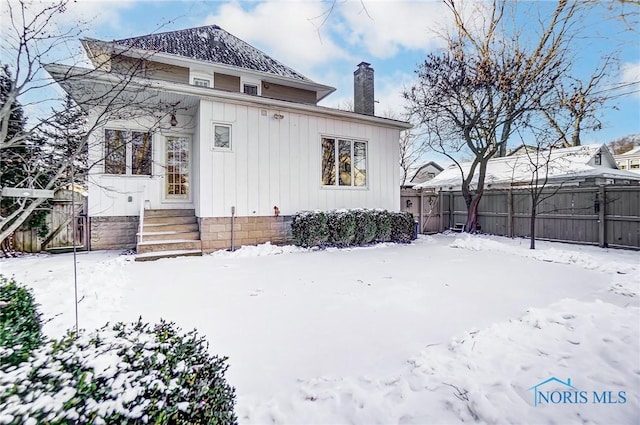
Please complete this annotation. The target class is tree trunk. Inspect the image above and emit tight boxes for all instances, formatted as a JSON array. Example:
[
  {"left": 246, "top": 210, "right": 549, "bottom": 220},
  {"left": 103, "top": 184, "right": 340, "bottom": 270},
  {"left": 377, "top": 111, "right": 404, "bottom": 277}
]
[
  {"left": 465, "top": 190, "right": 483, "bottom": 233},
  {"left": 530, "top": 205, "right": 536, "bottom": 249}
]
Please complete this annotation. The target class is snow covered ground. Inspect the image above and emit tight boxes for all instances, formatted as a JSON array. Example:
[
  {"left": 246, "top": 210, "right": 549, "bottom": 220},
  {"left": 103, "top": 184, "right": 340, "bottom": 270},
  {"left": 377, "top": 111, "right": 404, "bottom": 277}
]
[{"left": 1, "top": 234, "right": 638, "bottom": 424}]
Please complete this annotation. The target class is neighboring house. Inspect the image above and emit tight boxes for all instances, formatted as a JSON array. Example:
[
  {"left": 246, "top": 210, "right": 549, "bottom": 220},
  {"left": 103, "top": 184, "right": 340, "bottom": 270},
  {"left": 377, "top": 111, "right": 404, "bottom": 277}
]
[
  {"left": 416, "top": 144, "right": 640, "bottom": 191},
  {"left": 614, "top": 146, "right": 640, "bottom": 173},
  {"left": 46, "top": 25, "right": 411, "bottom": 259},
  {"left": 402, "top": 161, "right": 444, "bottom": 189}
]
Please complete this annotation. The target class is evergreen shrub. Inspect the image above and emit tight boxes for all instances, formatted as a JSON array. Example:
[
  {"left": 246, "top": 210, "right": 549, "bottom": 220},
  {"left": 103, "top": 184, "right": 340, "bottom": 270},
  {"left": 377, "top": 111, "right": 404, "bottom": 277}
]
[
  {"left": 0, "top": 275, "right": 43, "bottom": 368},
  {"left": 327, "top": 210, "right": 356, "bottom": 247},
  {"left": 352, "top": 209, "right": 377, "bottom": 245},
  {"left": 391, "top": 211, "right": 417, "bottom": 243},
  {"left": 291, "top": 210, "right": 329, "bottom": 247},
  {"left": 0, "top": 319, "right": 237, "bottom": 425}
]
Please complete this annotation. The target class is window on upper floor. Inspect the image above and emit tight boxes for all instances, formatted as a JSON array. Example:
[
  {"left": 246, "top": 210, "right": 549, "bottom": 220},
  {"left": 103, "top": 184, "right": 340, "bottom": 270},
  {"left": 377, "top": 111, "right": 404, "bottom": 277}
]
[
  {"left": 193, "top": 77, "right": 211, "bottom": 88},
  {"left": 104, "top": 129, "right": 152, "bottom": 175},
  {"left": 243, "top": 83, "right": 258, "bottom": 96},
  {"left": 321, "top": 137, "right": 367, "bottom": 187}
]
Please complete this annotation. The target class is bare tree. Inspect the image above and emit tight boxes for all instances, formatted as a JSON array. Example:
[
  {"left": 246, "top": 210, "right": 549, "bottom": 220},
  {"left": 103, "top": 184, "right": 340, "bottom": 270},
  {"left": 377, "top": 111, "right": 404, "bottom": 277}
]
[
  {"left": 0, "top": 0, "right": 179, "bottom": 248},
  {"left": 608, "top": 133, "right": 639, "bottom": 154},
  {"left": 404, "top": 0, "right": 583, "bottom": 232}
]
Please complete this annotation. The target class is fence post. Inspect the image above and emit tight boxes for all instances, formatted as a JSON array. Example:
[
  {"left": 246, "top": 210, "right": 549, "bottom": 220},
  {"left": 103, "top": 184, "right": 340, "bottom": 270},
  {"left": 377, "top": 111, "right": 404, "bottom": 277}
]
[
  {"left": 438, "top": 190, "right": 444, "bottom": 232},
  {"left": 419, "top": 189, "right": 424, "bottom": 233},
  {"left": 507, "top": 189, "right": 513, "bottom": 237},
  {"left": 598, "top": 185, "right": 606, "bottom": 248}
]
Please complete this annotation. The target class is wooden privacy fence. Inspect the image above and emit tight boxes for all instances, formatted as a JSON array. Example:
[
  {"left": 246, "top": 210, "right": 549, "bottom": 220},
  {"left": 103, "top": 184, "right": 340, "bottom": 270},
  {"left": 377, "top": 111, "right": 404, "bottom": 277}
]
[
  {"left": 401, "top": 186, "right": 640, "bottom": 249},
  {"left": 13, "top": 189, "right": 88, "bottom": 253}
]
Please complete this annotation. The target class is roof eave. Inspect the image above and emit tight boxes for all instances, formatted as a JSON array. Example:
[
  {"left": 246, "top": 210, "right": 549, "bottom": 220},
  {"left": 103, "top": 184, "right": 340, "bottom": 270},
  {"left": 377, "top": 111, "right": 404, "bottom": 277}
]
[{"left": 44, "top": 63, "right": 411, "bottom": 130}]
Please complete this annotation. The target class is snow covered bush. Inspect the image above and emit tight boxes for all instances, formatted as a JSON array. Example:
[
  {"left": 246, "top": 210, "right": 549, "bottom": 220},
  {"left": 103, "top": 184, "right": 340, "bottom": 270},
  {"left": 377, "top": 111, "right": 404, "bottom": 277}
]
[
  {"left": 372, "top": 210, "right": 393, "bottom": 242},
  {"left": 0, "top": 319, "right": 236, "bottom": 425},
  {"left": 352, "top": 209, "right": 377, "bottom": 245},
  {"left": 291, "top": 210, "right": 329, "bottom": 247},
  {"left": 0, "top": 275, "right": 43, "bottom": 368},
  {"left": 390, "top": 211, "right": 416, "bottom": 243},
  {"left": 327, "top": 210, "right": 356, "bottom": 247},
  {"left": 292, "top": 209, "right": 414, "bottom": 248}
]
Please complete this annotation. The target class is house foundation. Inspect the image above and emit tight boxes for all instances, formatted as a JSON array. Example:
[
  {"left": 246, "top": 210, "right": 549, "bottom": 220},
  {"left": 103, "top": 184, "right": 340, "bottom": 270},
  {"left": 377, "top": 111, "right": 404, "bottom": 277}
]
[
  {"left": 89, "top": 216, "right": 139, "bottom": 250},
  {"left": 199, "top": 216, "right": 292, "bottom": 252}
]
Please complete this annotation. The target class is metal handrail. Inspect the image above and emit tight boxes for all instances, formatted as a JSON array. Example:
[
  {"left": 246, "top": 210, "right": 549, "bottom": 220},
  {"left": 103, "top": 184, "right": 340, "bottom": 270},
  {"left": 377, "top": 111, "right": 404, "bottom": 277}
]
[{"left": 138, "top": 195, "right": 145, "bottom": 244}]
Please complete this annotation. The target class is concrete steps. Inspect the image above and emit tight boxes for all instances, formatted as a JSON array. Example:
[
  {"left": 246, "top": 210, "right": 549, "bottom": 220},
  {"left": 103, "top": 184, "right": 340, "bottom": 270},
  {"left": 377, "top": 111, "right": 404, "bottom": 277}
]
[{"left": 136, "top": 209, "right": 202, "bottom": 261}]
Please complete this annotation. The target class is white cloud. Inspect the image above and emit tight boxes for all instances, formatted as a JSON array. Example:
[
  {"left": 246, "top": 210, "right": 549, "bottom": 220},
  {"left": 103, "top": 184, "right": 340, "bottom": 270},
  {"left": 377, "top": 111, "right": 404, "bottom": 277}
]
[
  {"left": 621, "top": 62, "right": 640, "bottom": 98},
  {"left": 200, "top": 1, "right": 351, "bottom": 78},
  {"left": 335, "top": 0, "right": 450, "bottom": 59}
]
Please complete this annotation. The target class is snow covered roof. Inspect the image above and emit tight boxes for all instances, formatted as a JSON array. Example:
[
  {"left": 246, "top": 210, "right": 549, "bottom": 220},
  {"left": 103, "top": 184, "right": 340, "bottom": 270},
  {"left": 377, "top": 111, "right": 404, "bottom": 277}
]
[
  {"left": 416, "top": 144, "right": 640, "bottom": 189},
  {"left": 109, "top": 25, "right": 312, "bottom": 82}
]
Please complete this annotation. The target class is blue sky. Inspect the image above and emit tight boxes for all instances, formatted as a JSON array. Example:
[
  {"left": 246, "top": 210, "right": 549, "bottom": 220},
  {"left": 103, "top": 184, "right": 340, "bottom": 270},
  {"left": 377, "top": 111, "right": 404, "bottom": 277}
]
[{"left": 4, "top": 0, "right": 640, "bottom": 161}]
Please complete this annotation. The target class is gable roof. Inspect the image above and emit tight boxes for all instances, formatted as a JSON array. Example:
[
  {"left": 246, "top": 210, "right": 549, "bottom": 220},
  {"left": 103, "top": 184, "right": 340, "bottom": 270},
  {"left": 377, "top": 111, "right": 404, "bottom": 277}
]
[
  {"left": 416, "top": 144, "right": 640, "bottom": 189},
  {"left": 109, "top": 25, "right": 311, "bottom": 82}
]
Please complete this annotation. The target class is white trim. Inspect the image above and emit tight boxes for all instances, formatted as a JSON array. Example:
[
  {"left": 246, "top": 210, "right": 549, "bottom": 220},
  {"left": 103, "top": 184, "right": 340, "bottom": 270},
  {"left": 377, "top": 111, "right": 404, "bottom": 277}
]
[
  {"left": 211, "top": 122, "right": 232, "bottom": 151},
  {"left": 190, "top": 70, "right": 213, "bottom": 88},
  {"left": 161, "top": 134, "right": 193, "bottom": 204},
  {"left": 241, "top": 76, "right": 261, "bottom": 96},
  {"left": 320, "top": 135, "right": 369, "bottom": 189}
]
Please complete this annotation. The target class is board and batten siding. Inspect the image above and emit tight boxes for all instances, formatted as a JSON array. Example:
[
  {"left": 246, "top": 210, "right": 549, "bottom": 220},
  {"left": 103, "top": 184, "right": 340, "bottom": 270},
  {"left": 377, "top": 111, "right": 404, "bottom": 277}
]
[
  {"left": 197, "top": 99, "right": 400, "bottom": 218},
  {"left": 86, "top": 112, "right": 195, "bottom": 217}
]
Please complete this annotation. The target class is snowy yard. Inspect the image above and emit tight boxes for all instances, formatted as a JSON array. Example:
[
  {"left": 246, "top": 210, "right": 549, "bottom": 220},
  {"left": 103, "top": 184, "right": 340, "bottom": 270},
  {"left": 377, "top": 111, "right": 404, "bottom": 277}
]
[{"left": 1, "top": 234, "right": 638, "bottom": 424}]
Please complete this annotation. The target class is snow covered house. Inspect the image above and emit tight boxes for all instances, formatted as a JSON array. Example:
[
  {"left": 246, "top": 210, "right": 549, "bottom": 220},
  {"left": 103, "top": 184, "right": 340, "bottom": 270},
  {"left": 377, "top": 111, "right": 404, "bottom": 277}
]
[
  {"left": 416, "top": 144, "right": 640, "bottom": 191},
  {"left": 46, "top": 25, "right": 411, "bottom": 259},
  {"left": 402, "top": 161, "right": 444, "bottom": 188},
  {"left": 614, "top": 146, "right": 640, "bottom": 173}
]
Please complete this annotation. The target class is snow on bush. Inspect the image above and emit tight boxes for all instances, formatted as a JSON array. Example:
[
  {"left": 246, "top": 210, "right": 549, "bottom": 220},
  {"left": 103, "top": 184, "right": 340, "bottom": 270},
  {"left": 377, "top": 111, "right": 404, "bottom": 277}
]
[
  {"left": 292, "top": 209, "right": 415, "bottom": 248},
  {"left": 327, "top": 210, "right": 356, "bottom": 247},
  {"left": 0, "top": 276, "right": 43, "bottom": 368},
  {"left": 291, "top": 210, "right": 329, "bottom": 247},
  {"left": 0, "top": 313, "right": 236, "bottom": 424},
  {"left": 0, "top": 277, "right": 236, "bottom": 424}
]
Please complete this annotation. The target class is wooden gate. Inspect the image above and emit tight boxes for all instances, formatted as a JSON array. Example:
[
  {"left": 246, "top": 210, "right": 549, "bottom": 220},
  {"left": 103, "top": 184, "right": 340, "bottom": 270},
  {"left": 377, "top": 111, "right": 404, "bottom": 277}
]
[{"left": 12, "top": 189, "right": 87, "bottom": 253}]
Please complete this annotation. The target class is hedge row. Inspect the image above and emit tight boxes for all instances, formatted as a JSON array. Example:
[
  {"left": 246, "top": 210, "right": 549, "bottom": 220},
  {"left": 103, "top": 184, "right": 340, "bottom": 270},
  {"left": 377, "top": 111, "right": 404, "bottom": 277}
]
[
  {"left": 291, "top": 209, "right": 416, "bottom": 248},
  {"left": 0, "top": 276, "right": 237, "bottom": 425}
]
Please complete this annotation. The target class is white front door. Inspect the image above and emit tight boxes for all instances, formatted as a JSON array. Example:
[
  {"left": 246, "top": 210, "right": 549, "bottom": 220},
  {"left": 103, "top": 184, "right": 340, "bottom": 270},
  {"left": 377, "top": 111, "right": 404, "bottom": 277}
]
[{"left": 164, "top": 135, "right": 191, "bottom": 201}]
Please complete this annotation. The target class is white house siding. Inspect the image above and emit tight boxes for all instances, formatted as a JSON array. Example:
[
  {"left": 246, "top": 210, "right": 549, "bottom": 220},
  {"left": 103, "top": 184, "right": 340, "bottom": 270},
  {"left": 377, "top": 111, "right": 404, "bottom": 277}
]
[
  {"left": 86, "top": 112, "right": 196, "bottom": 218},
  {"left": 197, "top": 99, "right": 401, "bottom": 218}
]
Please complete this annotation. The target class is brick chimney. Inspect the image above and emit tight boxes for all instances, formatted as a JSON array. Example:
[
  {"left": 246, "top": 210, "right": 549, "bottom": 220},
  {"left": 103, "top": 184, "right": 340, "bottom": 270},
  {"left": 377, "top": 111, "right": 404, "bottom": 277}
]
[{"left": 354, "top": 62, "right": 374, "bottom": 116}]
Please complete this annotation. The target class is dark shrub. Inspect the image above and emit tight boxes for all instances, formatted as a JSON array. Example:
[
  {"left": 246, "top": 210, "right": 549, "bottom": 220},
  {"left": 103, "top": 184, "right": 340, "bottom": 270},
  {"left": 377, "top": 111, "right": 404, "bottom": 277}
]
[
  {"left": 352, "top": 209, "right": 377, "bottom": 245},
  {"left": 291, "top": 211, "right": 329, "bottom": 247},
  {"left": 327, "top": 210, "right": 357, "bottom": 247},
  {"left": 390, "top": 212, "right": 417, "bottom": 243},
  {"left": 0, "top": 275, "right": 43, "bottom": 368},
  {"left": 372, "top": 210, "right": 392, "bottom": 242},
  {"left": 0, "top": 319, "right": 237, "bottom": 425}
]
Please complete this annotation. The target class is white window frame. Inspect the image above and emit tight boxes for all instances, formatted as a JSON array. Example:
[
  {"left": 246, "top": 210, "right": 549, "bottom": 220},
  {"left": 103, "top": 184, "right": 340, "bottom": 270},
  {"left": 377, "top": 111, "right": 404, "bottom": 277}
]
[
  {"left": 212, "top": 122, "right": 232, "bottom": 151},
  {"left": 190, "top": 70, "right": 213, "bottom": 88},
  {"left": 103, "top": 128, "right": 154, "bottom": 176},
  {"left": 241, "top": 76, "right": 261, "bottom": 96},
  {"left": 320, "top": 135, "right": 368, "bottom": 189}
]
